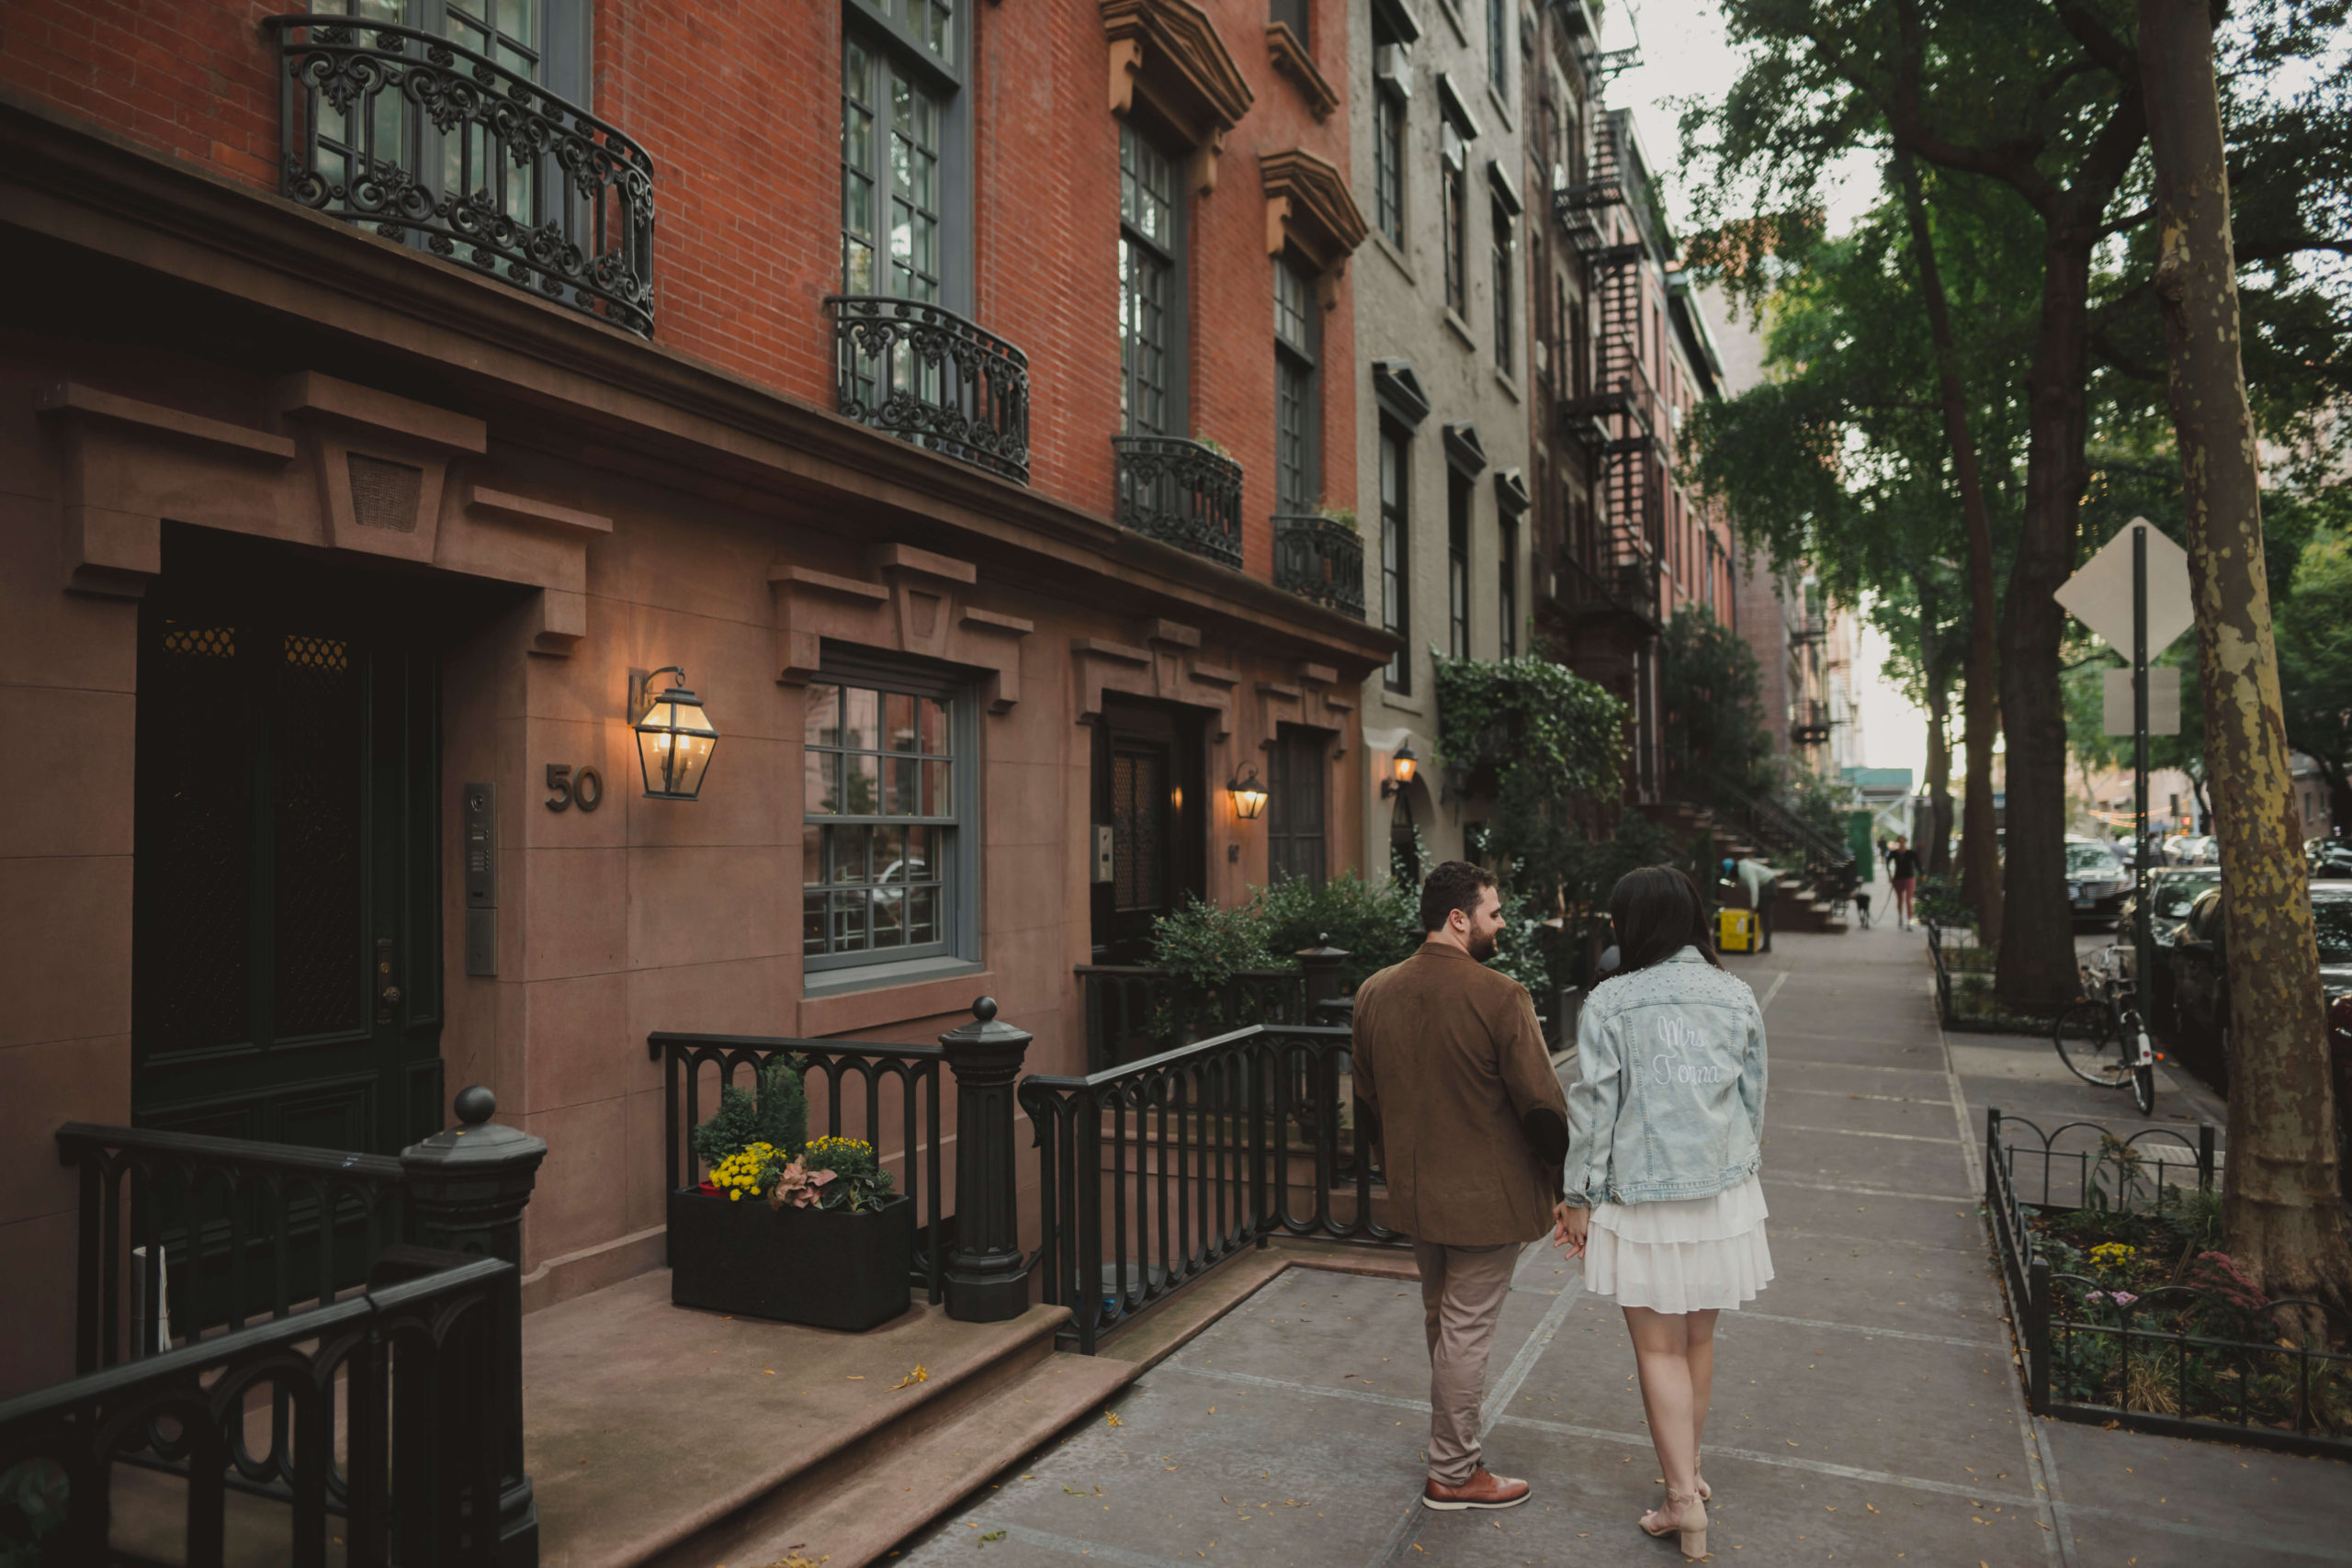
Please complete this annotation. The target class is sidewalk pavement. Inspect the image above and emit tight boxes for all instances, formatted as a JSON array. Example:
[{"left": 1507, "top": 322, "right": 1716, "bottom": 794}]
[{"left": 894, "top": 892, "right": 2351, "bottom": 1567}]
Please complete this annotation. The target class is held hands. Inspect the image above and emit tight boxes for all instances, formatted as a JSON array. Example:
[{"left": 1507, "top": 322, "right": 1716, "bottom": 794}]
[{"left": 1552, "top": 1200, "right": 1588, "bottom": 1259}]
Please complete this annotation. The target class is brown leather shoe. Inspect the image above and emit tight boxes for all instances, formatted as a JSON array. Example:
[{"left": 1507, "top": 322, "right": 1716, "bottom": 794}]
[{"left": 1422, "top": 1466, "right": 1531, "bottom": 1511}]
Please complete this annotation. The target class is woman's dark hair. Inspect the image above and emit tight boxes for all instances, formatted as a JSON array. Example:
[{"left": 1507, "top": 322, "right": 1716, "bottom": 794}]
[
  {"left": 1606, "top": 864, "right": 1722, "bottom": 976},
  {"left": 1419, "top": 859, "right": 1498, "bottom": 932}
]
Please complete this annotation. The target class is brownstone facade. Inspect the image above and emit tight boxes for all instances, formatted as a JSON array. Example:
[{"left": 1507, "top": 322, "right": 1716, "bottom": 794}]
[{"left": 0, "top": 0, "right": 1388, "bottom": 1395}]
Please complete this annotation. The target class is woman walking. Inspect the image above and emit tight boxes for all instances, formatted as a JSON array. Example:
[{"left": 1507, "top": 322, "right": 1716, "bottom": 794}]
[
  {"left": 1888, "top": 837, "right": 1921, "bottom": 931},
  {"left": 1556, "top": 866, "right": 1771, "bottom": 1560}
]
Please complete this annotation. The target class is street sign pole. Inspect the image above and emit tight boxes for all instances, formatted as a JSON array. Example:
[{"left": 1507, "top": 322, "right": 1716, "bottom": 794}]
[{"left": 2133, "top": 523, "right": 2153, "bottom": 998}]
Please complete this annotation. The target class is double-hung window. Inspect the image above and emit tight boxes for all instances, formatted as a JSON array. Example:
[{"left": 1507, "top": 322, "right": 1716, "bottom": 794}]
[
  {"left": 1370, "top": 9, "right": 1408, "bottom": 249},
  {"left": 1120, "top": 125, "right": 1184, "bottom": 437},
  {"left": 1498, "top": 513, "right": 1519, "bottom": 659},
  {"left": 1487, "top": 0, "right": 1509, "bottom": 100},
  {"left": 841, "top": 1, "right": 964, "bottom": 304},
  {"left": 1447, "top": 470, "right": 1472, "bottom": 659},
  {"left": 802, "top": 665, "right": 974, "bottom": 980},
  {"left": 1381, "top": 424, "right": 1411, "bottom": 692},
  {"left": 1274, "top": 258, "right": 1318, "bottom": 513},
  {"left": 1441, "top": 123, "right": 1469, "bottom": 321},
  {"left": 1490, "top": 193, "right": 1515, "bottom": 377}
]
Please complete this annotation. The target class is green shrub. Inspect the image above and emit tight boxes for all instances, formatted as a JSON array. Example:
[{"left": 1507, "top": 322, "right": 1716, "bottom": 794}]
[
  {"left": 690, "top": 1055, "right": 808, "bottom": 1168},
  {"left": 800, "top": 1134, "right": 898, "bottom": 1213},
  {"left": 1255, "top": 871, "right": 1416, "bottom": 987}
]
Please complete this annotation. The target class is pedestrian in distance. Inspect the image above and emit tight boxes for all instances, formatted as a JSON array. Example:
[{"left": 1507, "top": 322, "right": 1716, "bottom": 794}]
[
  {"left": 1352, "top": 860, "right": 1571, "bottom": 1514},
  {"left": 1556, "top": 866, "right": 1772, "bottom": 1562},
  {"left": 1888, "top": 837, "right": 1921, "bottom": 930},
  {"left": 1734, "top": 855, "right": 1779, "bottom": 954}
]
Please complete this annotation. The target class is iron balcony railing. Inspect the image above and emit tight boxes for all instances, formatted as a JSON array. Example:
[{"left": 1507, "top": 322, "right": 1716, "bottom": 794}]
[
  {"left": 1113, "top": 435, "right": 1244, "bottom": 570},
  {"left": 1790, "top": 698, "right": 1833, "bottom": 746},
  {"left": 647, "top": 1029, "right": 948, "bottom": 1303},
  {"left": 1020, "top": 1022, "right": 1403, "bottom": 1354},
  {"left": 266, "top": 16, "right": 658, "bottom": 336},
  {"left": 1272, "top": 514, "right": 1366, "bottom": 619},
  {"left": 828, "top": 295, "right": 1033, "bottom": 484}
]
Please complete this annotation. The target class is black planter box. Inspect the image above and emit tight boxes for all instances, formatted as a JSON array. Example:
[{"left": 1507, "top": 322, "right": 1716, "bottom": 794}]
[{"left": 668, "top": 1188, "right": 913, "bottom": 1331}]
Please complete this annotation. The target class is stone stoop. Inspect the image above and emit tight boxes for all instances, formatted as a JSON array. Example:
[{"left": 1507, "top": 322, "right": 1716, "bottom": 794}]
[{"left": 661, "top": 1239, "right": 1419, "bottom": 1568}]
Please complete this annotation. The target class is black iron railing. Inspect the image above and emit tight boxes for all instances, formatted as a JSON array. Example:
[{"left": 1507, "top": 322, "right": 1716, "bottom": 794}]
[
  {"left": 0, "top": 1253, "right": 509, "bottom": 1567},
  {"left": 1021, "top": 1022, "right": 1401, "bottom": 1354},
  {"left": 828, "top": 295, "right": 1032, "bottom": 483},
  {"left": 648, "top": 1031, "right": 947, "bottom": 1304},
  {"left": 1075, "top": 964, "right": 1307, "bottom": 1073},
  {"left": 1113, "top": 435, "right": 1244, "bottom": 570},
  {"left": 1985, "top": 1110, "right": 2351, "bottom": 1458},
  {"left": 55, "top": 1122, "right": 413, "bottom": 1371},
  {"left": 266, "top": 16, "right": 658, "bottom": 336},
  {"left": 1272, "top": 514, "right": 1366, "bottom": 618}
]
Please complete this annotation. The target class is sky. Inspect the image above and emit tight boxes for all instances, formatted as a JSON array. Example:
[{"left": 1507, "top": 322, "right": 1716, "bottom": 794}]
[{"left": 1602, "top": 0, "right": 1934, "bottom": 784}]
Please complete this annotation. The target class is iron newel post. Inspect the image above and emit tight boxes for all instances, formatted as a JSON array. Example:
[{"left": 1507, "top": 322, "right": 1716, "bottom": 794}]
[
  {"left": 940, "top": 997, "right": 1035, "bottom": 1322},
  {"left": 401, "top": 1086, "right": 548, "bottom": 1567}
]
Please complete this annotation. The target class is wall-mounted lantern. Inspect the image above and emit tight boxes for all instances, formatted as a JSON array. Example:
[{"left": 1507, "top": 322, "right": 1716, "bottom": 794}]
[
  {"left": 1382, "top": 741, "right": 1418, "bottom": 798},
  {"left": 1227, "top": 764, "right": 1269, "bottom": 821},
  {"left": 631, "top": 666, "right": 719, "bottom": 801}
]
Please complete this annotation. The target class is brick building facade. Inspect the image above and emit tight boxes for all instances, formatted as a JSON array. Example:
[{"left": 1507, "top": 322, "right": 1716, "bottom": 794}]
[{"left": 0, "top": 0, "right": 1393, "bottom": 1394}]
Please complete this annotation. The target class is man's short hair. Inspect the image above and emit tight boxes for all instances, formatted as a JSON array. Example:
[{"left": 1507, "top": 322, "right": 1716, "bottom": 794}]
[{"left": 1419, "top": 859, "right": 1498, "bottom": 932}]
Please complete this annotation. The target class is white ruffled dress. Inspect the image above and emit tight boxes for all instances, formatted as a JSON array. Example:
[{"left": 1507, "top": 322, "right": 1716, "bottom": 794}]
[{"left": 1582, "top": 1173, "right": 1774, "bottom": 1314}]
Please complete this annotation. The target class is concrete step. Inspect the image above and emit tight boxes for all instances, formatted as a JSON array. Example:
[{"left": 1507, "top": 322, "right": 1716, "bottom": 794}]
[{"left": 674, "top": 1345, "right": 1134, "bottom": 1568}]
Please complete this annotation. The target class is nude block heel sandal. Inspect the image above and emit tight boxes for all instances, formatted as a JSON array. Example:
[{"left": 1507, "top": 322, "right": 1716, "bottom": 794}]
[{"left": 1639, "top": 1486, "right": 1707, "bottom": 1559}]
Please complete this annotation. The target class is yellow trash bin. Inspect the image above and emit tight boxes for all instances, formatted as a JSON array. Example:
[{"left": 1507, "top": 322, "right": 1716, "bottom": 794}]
[{"left": 1718, "top": 907, "right": 1758, "bottom": 953}]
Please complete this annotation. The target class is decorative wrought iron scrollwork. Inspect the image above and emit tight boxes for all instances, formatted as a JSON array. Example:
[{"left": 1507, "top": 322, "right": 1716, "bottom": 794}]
[
  {"left": 266, "top": 15, "right": 657, "bottom": 337},
  {"left": 1272, "top": 514, "right": 1366, "bottom": 619},
  {"left": 1111, "top": 435, "right": 1244, "bottom": 570},
  {"left": 826, "top": 296, "right": 1032, "bottom": 484}
]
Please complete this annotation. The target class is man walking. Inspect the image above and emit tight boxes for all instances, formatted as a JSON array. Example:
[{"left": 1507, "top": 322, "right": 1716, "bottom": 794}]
[{"left": 1352, "top": 862, "right": 1570, "bottom": 1512}]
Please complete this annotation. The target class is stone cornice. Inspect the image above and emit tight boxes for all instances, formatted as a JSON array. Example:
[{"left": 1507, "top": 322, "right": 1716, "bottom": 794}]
[
  {"left": 1260, "top": 147, "right": 1369, "bottom": 289},
  {"left": 1264, "top": 23, "right": 1338, "bottom": 121},
  {"left": 1102, "top": 0, "right": 1254, "bottom": 191},
  {"left": 0, "top": 91, "right": 1397, "bottom": 677}
]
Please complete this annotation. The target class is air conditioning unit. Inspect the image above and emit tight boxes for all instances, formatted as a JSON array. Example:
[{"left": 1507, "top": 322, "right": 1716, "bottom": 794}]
[{"left": 1376, "top": 42, "right": 1413, "bottom": 96}]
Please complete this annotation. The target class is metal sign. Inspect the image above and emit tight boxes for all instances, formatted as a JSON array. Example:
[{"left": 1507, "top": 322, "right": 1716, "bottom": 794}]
[
  {"left": 2104, "top": 667, "right": 2180, "bottom": 736},
  {"left": 2056, "top": 518, "right": 2194, "bottom": 656}
]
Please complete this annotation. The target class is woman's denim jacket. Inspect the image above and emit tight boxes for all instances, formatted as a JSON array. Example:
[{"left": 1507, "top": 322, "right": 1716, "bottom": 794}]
[{"left": 1563, "top": 946, "right": 1767, "bottom": 1206}]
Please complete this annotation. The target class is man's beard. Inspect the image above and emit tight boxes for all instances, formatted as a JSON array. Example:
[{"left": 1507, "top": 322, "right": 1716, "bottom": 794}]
[{"left": 1467, "top": 927, "right": 1498, "bottom": 962}]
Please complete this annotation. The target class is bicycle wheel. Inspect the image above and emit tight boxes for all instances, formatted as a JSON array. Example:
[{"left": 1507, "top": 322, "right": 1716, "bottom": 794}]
[
  {"left": 2133, "top": 1061, "right": 2157, "bottom": 1115},
  {"left": 2053, "top": 1000, "right": 2130, "bottom": 1087}
]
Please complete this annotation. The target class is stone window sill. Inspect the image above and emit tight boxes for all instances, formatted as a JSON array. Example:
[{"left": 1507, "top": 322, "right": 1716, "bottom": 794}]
[{"left": 798, "top": 958, "right": 991, "bottom": 1036}]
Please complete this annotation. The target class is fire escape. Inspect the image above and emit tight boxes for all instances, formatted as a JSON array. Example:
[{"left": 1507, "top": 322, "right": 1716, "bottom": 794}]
[{"left": 1552, "top": 109, "right": 1663, "bottom": 630}]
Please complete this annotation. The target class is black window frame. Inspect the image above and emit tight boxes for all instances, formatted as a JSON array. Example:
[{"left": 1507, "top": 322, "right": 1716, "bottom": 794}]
[
  {"left": 1271, "top": 0, "right": 1309, "bottom": 47},
  {"left": 840, "top": 0, "right": 974, "bottom": 315},
  {"left": 1380, "top": 421, "right": 1412, "bottom": 693},
  {"left": 1486, "top": 0, "right": 1509, "bottom": 99},
  {"left": 1119, "top": 119, "right": 1189, "bottom": 437},
  {"left": 1498, "top": 512, "right": 1518, "bottom": 659},
  {"left": 1441, "top": 125, "right": 1469, "bottom": 321},
  {"left": 800, "top": 651, "right": 982, "bottom": 987},
  {"left": 1447, "top": 468, "right": 1472, "bottom": 660},
  {"left": 1274, "top": 255, "right": 1319, "bottom": 514},
  {"left": 1266, "top": 723, "right": 1330, "bottom": 887},
  {"left": 1374, "top": 77, "right": 1407, "bottom": 249},
  {"left": 1489, "top": 190, "right": 1515, "bottom": 376}
]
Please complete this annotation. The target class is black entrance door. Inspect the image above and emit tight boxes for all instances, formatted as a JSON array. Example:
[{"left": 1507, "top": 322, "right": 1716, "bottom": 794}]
[
  {"left": 132, "top": 539, "right": 445, "bottom": 1158},
  {"left": 1091, "top": 698, "right": 1206, "bottom": 963},
  {"left": 1266, "top": 724, "right": 1329, "bottom": 886}
]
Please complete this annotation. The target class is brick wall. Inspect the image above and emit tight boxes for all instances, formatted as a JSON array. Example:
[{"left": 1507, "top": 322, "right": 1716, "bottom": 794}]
[{"left": 1, "top": 0, "right": 1360, "bottom": 574}]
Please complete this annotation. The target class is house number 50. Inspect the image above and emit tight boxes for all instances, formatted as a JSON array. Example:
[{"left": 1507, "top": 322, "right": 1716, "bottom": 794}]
[{"left": 545, "top": 763, "right": 604, "bottom": 812}]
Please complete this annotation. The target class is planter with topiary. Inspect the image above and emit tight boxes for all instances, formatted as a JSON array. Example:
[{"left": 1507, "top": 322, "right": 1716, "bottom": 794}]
[{"left": 668, "top": 1056, "right": 911, "bottom": 1331}]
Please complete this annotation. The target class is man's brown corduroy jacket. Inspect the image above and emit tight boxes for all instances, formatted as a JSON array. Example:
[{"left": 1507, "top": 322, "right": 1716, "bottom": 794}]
[{"left": 1351, "top": 942, "right": 1570, "bottom": 1246}]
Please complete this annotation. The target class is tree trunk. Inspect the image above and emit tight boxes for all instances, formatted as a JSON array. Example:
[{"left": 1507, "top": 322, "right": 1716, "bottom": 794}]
[
  {"left": 1894, "top": 152, "right": 2003, "bottom": 940},
  {"left": 1922, "top": 665, "right": 1954, "bottom": 878},
  {"left": 2141, "top": 0, "right": 2351, "bottom": 1316},
  {"left": 1993, "top": 221, "right": 2100, "bottom": 1014}
]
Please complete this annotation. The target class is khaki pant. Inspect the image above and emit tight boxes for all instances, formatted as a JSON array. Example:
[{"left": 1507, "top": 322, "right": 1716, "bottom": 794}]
[{"left": 1411, "top": 1238, "right": 1520, "bottom": 1485}]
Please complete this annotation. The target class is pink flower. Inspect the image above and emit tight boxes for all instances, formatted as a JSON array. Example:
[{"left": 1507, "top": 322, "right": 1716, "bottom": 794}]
[{"left": 2109, "top": 1291, "right": 2138, "bottom": 1308}]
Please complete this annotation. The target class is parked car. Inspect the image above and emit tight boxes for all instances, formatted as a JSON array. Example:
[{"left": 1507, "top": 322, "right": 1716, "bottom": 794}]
[
  {"left": 2166, "top": 833, "right": 2217, "bottom": 865},
  {"left": 2308, "top": 836, "right": 2352, "bottom": 879},
  {"left": 2119, "top": 867, "right": 2223, "bottom": 1037},
  {"left": 2167, "top": 882, "right": 2352, "bottom": 1092},
  {"left": 2064, "top": 838, "right": 2133, "bottom": 927}
]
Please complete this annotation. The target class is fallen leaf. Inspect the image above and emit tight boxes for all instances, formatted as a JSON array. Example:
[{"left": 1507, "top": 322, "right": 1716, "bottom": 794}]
[
  {"left": 1106, "top": 1411, "right": 1123, "bottom": 1427},
  {"left": 845, "top": 1376, "right": 865, "bottom": 1382},
  {"left": 891, "top": 1366, "right": 931, "bottom": 1391}
]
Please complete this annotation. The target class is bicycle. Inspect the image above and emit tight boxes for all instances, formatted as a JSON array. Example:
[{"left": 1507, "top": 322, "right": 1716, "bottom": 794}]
[{"left": 2052, "top": 942, "right": 2158, "bottom": 1115}]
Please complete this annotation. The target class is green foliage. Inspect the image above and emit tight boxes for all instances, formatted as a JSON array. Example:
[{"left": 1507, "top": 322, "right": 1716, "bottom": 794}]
[
  {"left": 1916, "top": 873, "right": 1976, "bottom": 933},
  {"left": 1781, "top": 768, "right": 1857, "bottom": 848},
  {"left": 1253, "top": 871, "right": 1417, "bottom": 989},
  {"left": 1660, "top": 606, "right": 1776, "bottom": 805},
  {"left": 1486, "top": 900, "right": 1559, "bottom": 1000},
  {"left": 1148, "top": 896, "right": 1284, "bottom": 994},
  {"left": 800, "top": 1134, "right": 898, "bottom": 1213},
  {"left": 2279, "top": 513, "right": 2352, "bottom": 811},
  {"left": 1434, "top": 654, "right": 1628, "bottom": 918},
  {"left": 690, "top": 1055, "right": 808, "bottom": 1168}
]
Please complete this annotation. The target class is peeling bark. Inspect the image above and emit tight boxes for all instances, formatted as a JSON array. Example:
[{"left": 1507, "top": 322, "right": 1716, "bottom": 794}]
[{"left": 2140, "top": 0, "right": 2351, "bottom": 1317}]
